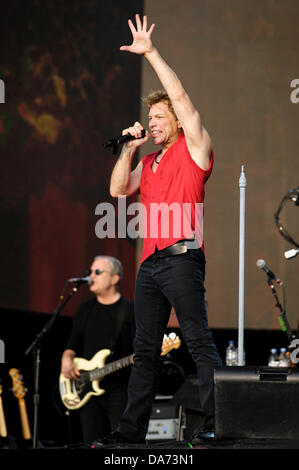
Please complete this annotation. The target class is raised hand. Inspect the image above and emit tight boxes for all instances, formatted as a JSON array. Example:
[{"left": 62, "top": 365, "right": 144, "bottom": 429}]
[{"left": 120, "top": 14, "right": 155, "bottom": 55}]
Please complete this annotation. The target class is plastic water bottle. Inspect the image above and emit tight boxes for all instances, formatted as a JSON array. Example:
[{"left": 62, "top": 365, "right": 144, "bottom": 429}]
[
  {"left": 226, "top": 340, "right": 237, "bottom": 366},
  {"left": 278, "top": 347, "right": 289, "bottom": 367},
  {"left": 268, "top": 348, "right": 279, "bottom": 367}
]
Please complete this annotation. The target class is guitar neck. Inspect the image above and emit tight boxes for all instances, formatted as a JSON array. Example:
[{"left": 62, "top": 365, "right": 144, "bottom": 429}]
[
  {"left": 0, "top": 395, "right": 7, "bottom": 438},
  {"left": 18, "top": 398, "right": 31, "bottom": 440},
  {"left": 89, "top": 354, "right": 133, "bottom": 382}
]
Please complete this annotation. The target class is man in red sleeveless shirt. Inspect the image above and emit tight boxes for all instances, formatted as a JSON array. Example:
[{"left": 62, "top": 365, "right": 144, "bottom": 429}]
[{"left": 92, "top": 14, "right": 221, "bottom": 447}]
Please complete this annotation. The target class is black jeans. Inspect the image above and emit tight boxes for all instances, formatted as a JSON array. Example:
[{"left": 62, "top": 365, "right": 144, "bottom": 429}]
[
  {"left": 80, "top": 383, "right": 128, "bottom": 442},
  {"left": 117, "top": 247, "right": 222, "bottom": 441}
]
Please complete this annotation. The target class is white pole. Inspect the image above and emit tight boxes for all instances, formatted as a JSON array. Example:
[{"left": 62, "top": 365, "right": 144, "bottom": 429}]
[{"left": 238, "top": 165, "right": 247, "bottom": 366}]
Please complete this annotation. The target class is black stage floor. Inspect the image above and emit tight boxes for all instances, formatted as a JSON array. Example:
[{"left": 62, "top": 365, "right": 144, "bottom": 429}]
[
  {"left": 2, "top": 436, "right": 298, "bottom": 450},
  {"left": 80, "top": 437, "right": 299, "bottom": 450}
]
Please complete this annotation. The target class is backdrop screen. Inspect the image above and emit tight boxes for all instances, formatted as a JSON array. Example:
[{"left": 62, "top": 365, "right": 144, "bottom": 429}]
[{"left": 0, "top": 1, "right": 143, "bottom": 315}]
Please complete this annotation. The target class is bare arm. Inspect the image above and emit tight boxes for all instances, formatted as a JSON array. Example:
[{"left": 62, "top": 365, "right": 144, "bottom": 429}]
[
  {"left": 120, "top": 15, "right": 211, "bottom": 170},
  {"left": 110, "top": 122, "right": 149, "bottom": 197},
  {"left": 145, "top": 49, "right": 212, "bottom": 169}
]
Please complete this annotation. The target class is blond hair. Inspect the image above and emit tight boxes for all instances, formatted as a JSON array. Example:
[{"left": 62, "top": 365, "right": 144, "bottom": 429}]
[{"left": 142, "top": 90, "right": 178, "bottom": 122}]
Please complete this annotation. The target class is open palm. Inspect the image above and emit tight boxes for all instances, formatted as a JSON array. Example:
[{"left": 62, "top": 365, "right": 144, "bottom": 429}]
[{"left": 120, "top": 14, "right": 155, "bottom": 55}]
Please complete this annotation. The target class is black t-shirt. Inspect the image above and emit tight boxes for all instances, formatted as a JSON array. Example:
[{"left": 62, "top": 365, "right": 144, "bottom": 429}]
[{"left": 65, "top": 296, "right": 135, "bottom": 385}]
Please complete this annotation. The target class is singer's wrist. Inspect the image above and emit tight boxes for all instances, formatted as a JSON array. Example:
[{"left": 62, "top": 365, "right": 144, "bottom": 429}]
[
  {"left": 119, "top": 144, "right": 136, "bottom": 159},
  {"left": 144, "top": 47, "right": 157, "bottom": 60}
]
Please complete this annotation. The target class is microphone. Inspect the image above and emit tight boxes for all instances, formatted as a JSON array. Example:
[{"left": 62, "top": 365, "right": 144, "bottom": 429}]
[
  {"left": 104, "top": 129, "right": 146, "bottom": 149},
  {"left": 284, "top": 248, "right": 299, "bottom": 260},
  {"left": 256, "top": 259, "right": 283, "bottom": 285},
  {"left": 289, "top": 187, "right": 299, "bottom": 206},
  {"left": 68, "top": 276, "right": 92, "bottom": 285}
]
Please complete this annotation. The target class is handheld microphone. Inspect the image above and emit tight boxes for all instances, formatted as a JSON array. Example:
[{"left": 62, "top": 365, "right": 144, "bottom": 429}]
[
  {"left": 256, "top": 259, "right": 283, "bottom": 285},
  {"left": 104, "top": 129, "right": 146, "bottom": 149},
  {"left": 68, "top": 276, "right": 92, "bottom": 285}
]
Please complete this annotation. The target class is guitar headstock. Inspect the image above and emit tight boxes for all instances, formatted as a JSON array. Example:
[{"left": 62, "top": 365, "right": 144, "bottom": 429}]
[
  {"left": 9, "top": 368, "right": 26, "bottom": 400},
  {"left": 161, "top": 332, "right": 181, "bottom": 356}
]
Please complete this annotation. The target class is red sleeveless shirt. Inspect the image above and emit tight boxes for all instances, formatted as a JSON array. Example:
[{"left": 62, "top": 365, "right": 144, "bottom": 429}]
[{"left": 139, "top": 133, "right": 213, "bottom": 263}]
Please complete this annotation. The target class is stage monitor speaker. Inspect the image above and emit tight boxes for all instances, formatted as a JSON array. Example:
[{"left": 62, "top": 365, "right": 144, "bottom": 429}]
[{"left": 214, "top": 366, "right": 299, "bottom": 440}]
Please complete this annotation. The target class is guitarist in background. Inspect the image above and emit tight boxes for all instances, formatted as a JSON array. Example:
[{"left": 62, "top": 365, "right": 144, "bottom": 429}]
[{"left": 60, "top": 255, "right": 135, "bottom": 443}]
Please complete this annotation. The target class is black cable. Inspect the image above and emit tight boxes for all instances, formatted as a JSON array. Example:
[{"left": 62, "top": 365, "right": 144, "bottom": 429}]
[{"left": 274, "top": 187, "right": 299, "bottom": 249}]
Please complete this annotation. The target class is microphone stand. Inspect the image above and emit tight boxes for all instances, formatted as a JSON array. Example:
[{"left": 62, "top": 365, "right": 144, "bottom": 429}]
[
  {"left": 24, "top": 282, "right": 82, "bottom": 449},
  {"left": 266, "top": 275, "right": 296, "bottom": 345}
]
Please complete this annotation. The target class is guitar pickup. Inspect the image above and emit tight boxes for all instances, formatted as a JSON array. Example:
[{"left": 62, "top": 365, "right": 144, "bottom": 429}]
[{"left": 59, "top": 381, "right": 67, "bottom": 395}]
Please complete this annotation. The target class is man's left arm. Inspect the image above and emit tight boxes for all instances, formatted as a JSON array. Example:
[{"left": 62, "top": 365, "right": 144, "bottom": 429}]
[{"left": 145, "top": 47, "right": 212, "bottom": 169}]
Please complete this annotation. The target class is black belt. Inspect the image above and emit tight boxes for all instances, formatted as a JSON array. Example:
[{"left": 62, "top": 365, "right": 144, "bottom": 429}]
[{"left": 155, "top": 239, "right": 199, "bottom": 258}]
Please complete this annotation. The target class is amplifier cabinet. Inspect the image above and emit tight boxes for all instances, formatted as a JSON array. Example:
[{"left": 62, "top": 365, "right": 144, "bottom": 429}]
[{"left": 214, "top": 366, "right": 299, "bottom": 440}]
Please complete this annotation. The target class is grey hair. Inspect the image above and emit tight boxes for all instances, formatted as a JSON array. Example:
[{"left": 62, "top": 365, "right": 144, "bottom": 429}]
[{"left": 93, "top": 255, "right": 123, "bottom": 282}]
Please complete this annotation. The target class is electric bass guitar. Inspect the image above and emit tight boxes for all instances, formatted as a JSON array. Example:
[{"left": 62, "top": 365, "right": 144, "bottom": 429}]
[
  {"left": 9, "top": 368, "right": 32, "bottom": 440},
  {"left": 59, "top": 333, "right": 181, "bottom": 411}
]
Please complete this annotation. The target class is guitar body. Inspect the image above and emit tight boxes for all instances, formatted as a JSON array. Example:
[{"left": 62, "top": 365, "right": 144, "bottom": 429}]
[{"left": 59, "top": 349, "right": 112, "bottom": 410}]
